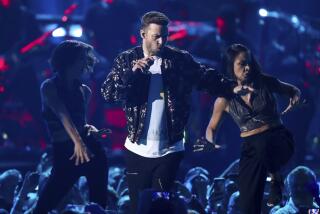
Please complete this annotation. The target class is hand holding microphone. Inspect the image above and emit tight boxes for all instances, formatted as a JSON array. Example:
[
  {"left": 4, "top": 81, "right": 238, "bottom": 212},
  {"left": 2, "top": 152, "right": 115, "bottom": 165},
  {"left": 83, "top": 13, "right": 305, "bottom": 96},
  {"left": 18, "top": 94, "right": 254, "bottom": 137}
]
[{"left": 132, "top": 56, "right": 155, "bottom": 73}]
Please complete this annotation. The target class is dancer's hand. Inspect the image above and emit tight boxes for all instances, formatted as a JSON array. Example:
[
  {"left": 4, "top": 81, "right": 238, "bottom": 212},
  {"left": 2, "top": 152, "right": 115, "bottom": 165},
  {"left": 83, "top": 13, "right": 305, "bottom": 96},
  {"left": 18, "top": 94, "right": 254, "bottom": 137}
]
[
  {"left": 281, "top": 91, "right": 301, "bottom": 115},
  {"left": 84, "top": 124, "right": 98, "bottom": 136},
  {"left": 193, "top": 137, "right": 221, "bottom": 152},
  {"left": 70, "top": 141, "right": 91, "bottom": 166},
  {"left": 132, "top": 57, "right": 154, "bottom": 72},
  {"left": 233, "top": 85, "right": 255, "bottom": 95}
]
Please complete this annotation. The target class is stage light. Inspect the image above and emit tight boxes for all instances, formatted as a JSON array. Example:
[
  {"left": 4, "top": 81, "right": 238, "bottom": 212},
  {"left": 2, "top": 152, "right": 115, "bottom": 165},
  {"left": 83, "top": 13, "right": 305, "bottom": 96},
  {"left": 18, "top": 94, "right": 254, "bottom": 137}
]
[
  {"left": 2, "top": 132, "right": 8, "bottom": 140},
  {"left": 44, "top": 24, "right": 58, "bottom": 32},
  {"left": 130, "top": 35, "right": 137, "bottom": 45},
  {"left": 69, "top": 25, "right": 82, "bottom": 37},
  {"left": 61, "top": 15, "right": 68, "bottom": 22},
  {"left": 291, "top": 15, "right": 299, "bottom": 24},
  {"left": 259, "top": 8, "right": 268, "bottom": 17},
  {"left": 259, "top": 19, "right": 265, "bottom": 25},
  {"left": 298, "top": 26, "right": 305, "bottom": 33},
  {"left": 52, "top": 27, "right": 66, "bottom": 37},
  {"left": 291, "top": 15, "right": 300, "bottom": 28},
  {"left": 0, "top": 0, "right": 10, "bottom": 8},
  {"left": 0, "top": 85, "right": 5, "bottom": 93},
  {"left": 0, "top": 57, "right": 9, "bottom": 72},
  {"left": 168, "top": 29, "right": 187, "bottom": 41}
]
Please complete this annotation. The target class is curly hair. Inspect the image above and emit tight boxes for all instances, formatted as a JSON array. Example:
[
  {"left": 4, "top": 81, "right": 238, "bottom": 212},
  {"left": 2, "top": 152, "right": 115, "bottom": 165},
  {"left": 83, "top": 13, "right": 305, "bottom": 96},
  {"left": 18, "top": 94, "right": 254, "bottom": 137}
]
[{"left": 49, "top": 40, "right": 93, "bottom": 75}]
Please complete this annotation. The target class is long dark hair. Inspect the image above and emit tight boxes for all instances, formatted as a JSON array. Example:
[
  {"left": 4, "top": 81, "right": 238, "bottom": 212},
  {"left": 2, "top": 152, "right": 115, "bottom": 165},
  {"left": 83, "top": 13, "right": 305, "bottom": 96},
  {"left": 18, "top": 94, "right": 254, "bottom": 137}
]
[{"left": 223, "top": 44, "right": 262, "bottom": 82}]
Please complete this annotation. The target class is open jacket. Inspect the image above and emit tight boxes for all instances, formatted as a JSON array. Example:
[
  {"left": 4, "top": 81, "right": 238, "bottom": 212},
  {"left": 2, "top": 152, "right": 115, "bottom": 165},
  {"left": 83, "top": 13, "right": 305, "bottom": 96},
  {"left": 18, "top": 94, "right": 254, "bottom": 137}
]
[{"left": 101, "top": 46, "right": 233, "bottom": 144}]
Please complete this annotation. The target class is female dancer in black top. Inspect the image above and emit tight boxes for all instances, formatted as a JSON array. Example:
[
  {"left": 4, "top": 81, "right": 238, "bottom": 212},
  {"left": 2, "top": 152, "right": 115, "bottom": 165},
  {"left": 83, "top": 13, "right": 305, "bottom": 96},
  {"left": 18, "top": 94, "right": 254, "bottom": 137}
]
[
  {"left": 195, "top": 44, "right": 300, "bottom": 213},
  {"left": 34, "top": 40, "right": 108, "bottom": 213}
]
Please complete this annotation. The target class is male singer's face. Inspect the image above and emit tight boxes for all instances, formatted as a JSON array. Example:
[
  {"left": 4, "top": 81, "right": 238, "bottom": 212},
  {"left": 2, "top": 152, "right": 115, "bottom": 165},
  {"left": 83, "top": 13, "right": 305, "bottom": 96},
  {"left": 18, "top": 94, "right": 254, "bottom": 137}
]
[{"left": 141, "top": 23, "right": 168, "bottom": 56}]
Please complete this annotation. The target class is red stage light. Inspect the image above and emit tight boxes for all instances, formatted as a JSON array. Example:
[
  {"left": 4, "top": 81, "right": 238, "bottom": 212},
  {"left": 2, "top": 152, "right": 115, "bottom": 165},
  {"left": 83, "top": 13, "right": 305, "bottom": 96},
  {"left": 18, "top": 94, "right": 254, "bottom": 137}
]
[
  {"left": 20, "top": 31, "right": 53, "bottom": 54},
  {"left": 130, "top": 35, "right": 137, "bottom": 45},
  {"left": 104, "top": 108, "right": 126, "bottom": 128},
  {"left": 61, "top": 15, "right": 68, "bottom": 22},
  {"left": 216, "top": 17, "right": 225, "bottom": 34},
  {"left": 63, "top": 3, "right": 78, "bottom": 15},
  {"left": 19, "top": 111, "right": 33, "bottom": 126},
  {"left": 0, "top": 57, "right": 10, "bottom": 72},
  {"left": 39, "top": 138, "right": 47, "bottom": 150},
  {"left": 0, "top": 85, "right": 5, "bottom": 93},
  {"left": 0, "top": 0, "right": 10, "bottom": 8},
  {"left": 168, "top": 29, "right": 187, "bottom": 41},
  {"left": 305, "top": 60, "right": 311, "bottom": 68}
]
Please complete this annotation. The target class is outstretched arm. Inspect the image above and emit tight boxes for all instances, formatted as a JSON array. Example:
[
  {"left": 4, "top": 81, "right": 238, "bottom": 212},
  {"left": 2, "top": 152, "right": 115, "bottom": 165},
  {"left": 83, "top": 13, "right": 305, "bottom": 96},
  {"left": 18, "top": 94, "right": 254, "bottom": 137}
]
[{"left": 183, "top": 51, "right": 235, "bottom": 98}]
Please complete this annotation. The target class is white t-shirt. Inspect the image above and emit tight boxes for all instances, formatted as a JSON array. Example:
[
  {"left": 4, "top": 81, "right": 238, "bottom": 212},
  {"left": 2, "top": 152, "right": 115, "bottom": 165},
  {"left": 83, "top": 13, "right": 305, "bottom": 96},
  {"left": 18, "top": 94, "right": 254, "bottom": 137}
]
[{"left": 125, "top": 56, "right": 184, "bottom": 158}]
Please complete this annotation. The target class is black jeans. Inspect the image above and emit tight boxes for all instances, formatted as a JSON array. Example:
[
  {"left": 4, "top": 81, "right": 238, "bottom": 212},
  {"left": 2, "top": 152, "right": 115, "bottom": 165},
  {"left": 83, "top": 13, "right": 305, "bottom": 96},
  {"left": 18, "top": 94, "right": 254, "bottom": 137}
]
[
  {"left": 124, "top": 149, "right": 184, "bottom": 214},
  {"left": 239, "top": 126, "right": 294, "bottom": 214},
  {"left": 34, "top": 135, "right": 108, "bottom": 214}
]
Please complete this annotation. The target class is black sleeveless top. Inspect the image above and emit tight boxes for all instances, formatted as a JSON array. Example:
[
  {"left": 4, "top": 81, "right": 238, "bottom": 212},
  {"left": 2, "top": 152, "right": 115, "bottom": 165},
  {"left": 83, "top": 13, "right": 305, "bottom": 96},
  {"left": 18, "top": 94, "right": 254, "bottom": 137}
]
[
  {"left": 42, "top": 75, "right": 86, "bottom": 141},
  {"left": 228, "top": 74, "right": 282, "bottom": 132}
]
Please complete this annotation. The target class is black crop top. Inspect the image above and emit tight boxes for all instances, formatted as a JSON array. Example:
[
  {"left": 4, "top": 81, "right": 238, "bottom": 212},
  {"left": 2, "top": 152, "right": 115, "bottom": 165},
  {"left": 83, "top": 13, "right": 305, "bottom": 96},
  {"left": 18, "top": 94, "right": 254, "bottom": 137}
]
[{"left": 227, "top": 74, "right": 283, "bottom": 132}]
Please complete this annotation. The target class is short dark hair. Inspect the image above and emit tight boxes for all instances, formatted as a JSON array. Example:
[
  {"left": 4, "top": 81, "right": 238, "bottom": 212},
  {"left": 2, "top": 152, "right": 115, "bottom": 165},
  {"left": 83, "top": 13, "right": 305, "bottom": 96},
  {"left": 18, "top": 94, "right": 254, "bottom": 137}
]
[
  {"left": 140, "top": 11, "right": 170, "bottom": 29},
  {"left": 223, "top": 43, "right": 262, "bottom": 81},
  {"left": 50, "top": 40, "right": 93, "bottom": 74},
  {"left": 285, "top": 166, "right": 317, "bottom": 196}
]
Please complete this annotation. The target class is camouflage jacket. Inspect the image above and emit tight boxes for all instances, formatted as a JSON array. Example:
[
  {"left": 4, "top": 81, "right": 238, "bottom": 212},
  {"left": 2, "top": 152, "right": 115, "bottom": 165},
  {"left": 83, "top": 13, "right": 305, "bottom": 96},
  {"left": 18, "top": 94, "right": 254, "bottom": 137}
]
[{"left": 101, "top": 46, "right": 233, "bottom": 144}]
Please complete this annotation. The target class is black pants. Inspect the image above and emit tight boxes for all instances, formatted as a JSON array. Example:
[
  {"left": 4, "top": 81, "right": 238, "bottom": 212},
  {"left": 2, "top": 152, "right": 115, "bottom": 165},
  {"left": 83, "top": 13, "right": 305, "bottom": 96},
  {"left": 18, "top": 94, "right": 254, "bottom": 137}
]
[
  {"left": 34, "top": 135, "right": 108, "bottom": 214},
  {"left": 239, "top": 126, "right": 294, "bottom": 214},
  {"left": 124, "top": 149, "right": 184, "bottom": 214}
]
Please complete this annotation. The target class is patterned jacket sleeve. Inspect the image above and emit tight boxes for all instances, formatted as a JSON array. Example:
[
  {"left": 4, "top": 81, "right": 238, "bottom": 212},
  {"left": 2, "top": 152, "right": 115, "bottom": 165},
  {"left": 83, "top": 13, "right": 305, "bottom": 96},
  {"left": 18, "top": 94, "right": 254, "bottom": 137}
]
[
  {"left": 101, "top": 54, "right": 127, "bottom": 103},
  {"left": 101, "top": 53, "right": 143, "bottom": 104},
  {"left": 184, "top": 51, "right": 235, "bottom": 97}
]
